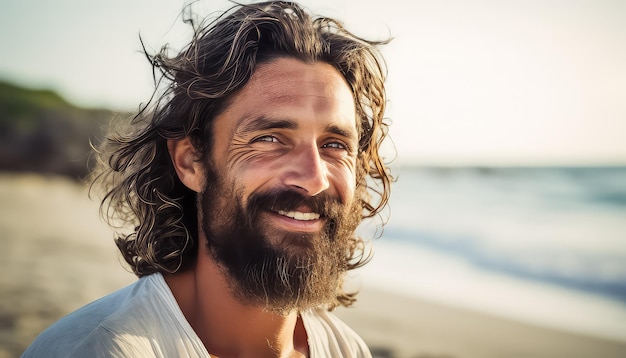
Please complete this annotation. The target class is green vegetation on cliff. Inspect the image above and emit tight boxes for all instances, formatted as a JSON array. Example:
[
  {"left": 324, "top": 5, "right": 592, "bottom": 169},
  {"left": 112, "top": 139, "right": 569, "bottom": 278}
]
[{"left": 0, "top": 80, "right": 125, "bottom": 179}]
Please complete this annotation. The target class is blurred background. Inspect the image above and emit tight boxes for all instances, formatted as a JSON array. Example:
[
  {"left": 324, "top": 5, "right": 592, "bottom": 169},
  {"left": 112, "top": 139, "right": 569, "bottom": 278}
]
[{"left": 1, "top": 0, "right": 625, "bottom": 357}]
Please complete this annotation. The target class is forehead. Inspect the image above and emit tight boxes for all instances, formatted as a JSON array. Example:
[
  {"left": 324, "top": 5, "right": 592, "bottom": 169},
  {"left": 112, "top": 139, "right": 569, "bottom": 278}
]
[
  {"left": 220, "top": 57, "right": 357, "bottom": 133},
  {"left": 244, "top": 58, "right": 352, "bottom": 103}
]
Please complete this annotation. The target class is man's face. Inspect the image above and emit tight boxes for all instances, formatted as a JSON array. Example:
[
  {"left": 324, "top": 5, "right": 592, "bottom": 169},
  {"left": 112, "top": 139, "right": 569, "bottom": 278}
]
[{"left": 199, "top": 57, "right": 361, "bottom": 313}]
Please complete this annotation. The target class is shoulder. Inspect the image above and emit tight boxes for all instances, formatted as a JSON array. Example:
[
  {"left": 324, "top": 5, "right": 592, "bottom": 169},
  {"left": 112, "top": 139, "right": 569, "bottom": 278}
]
[
  {"left": 21, "top": 274, "right": 178, "bottom": 358},
  {"left": 301, "top": 308, "right": 372, "bottom": 358}
]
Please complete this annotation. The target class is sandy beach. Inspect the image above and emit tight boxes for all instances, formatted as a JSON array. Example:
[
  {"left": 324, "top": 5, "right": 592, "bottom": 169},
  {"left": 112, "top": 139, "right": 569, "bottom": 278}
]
[
  {"left": 1, "top": 173, "right": 625, "bottom": 358},
  {"left": 335, "top": 287, "right": 626, "bottom": 358}
]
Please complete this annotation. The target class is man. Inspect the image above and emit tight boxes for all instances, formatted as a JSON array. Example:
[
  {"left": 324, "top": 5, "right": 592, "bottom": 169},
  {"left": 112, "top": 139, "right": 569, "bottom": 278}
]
[{"left": 23, "top": 1, "right": 391, "bottom": 357}]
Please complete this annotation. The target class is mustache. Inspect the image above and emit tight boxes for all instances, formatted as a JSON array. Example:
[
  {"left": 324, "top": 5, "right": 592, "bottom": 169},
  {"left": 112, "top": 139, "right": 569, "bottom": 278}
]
[{"left": 246, "top": 189, "right": 344, "bottom": 220}]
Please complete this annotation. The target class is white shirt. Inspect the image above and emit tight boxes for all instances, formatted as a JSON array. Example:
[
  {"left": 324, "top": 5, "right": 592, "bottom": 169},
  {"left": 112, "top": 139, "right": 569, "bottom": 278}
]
[{"left": 22, "top": 273, "right": 371, "bottom": 357}]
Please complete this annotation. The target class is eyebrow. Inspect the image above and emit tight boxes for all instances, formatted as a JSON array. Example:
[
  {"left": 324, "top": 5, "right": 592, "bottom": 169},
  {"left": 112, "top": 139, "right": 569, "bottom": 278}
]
[
  {"left": 238, "top": 116, "right": 297, "bottom": 134},
  {"left": 325, "top": 124, "right": 356, "bottom": 140}
]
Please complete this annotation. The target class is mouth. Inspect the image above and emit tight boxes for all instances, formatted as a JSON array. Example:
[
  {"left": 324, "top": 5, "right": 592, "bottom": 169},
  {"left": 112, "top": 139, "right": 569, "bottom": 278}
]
[
  {"left": 266, "top": 208, "right": 324, "bottom": 233},
  {"left": 276, "top": 210, "right": 321, "bottom": 221}
]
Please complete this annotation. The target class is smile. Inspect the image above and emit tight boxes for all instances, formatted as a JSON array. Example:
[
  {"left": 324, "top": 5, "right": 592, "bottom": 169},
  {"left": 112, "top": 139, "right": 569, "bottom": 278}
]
[{"left": 277, "top": 210, "right": 320, "bottom": 221}]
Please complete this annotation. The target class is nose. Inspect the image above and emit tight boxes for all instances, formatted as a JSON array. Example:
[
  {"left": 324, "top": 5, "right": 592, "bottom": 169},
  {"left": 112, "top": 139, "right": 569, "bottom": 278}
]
[{"left": 282, "top": 144, "right": 330, "bottom": 196}]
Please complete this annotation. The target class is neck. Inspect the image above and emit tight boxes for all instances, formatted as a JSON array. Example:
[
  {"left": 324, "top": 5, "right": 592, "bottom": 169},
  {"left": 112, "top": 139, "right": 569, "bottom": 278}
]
[{"left": 164, "top": 246, "right": 309, "bottom": 358}]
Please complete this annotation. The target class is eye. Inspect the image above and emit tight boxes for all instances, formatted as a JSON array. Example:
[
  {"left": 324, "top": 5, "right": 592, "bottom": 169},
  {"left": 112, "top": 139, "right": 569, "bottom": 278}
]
[
  {"left": 322, "top": 141, "right": 348, "bottom": 150},
  {"left": 252, "top": 135, "right": 280, "bottom": 144}
]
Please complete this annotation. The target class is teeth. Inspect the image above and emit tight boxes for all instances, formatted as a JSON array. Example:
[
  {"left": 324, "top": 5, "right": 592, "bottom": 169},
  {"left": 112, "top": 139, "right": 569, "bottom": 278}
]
[{"left": 277, "top": 210, "right": 320, "bottom": 221}]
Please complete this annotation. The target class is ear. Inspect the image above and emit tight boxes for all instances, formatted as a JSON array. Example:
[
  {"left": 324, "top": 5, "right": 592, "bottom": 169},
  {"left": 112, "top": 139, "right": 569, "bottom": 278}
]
[{"left": 167, "top": 137, "right": 204, "bottom": 193}]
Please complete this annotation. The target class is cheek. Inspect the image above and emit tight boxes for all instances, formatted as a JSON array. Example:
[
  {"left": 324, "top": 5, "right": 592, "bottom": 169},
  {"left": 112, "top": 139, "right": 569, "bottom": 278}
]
[
  {"left": 329, "top": 163, "right": 357, "bottom": 205},
  {"left": 226, "top": 140, "right": 307, "bottom": 193},
  {"left": 222, "top": 156, "right": 275, "bottom": 207}
]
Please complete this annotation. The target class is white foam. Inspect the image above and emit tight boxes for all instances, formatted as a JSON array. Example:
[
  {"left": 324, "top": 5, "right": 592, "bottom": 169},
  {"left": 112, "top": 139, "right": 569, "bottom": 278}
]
[{"left": 357, "top": 239, "right": 626, "bottom": 343}]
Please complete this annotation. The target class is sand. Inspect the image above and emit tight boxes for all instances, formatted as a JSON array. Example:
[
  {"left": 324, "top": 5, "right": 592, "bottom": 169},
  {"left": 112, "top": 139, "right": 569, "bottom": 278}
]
[
  {"left": 334, "top": 287, "right": 626, "bottom": 358},
  {"left": 1, "top": 173, "right": 625, "bottom": 358}
]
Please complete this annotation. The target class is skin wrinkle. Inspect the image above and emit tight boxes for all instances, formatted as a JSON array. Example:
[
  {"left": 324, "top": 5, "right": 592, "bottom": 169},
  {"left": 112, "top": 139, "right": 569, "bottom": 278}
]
[{"left": 228, "top": 140, "right": 280, "bottom": 173}]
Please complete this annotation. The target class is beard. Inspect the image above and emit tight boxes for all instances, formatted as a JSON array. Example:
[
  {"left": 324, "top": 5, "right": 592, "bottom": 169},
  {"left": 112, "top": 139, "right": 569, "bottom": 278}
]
[{"left": 198, "top": 167, "right": 362, "bottom": 315}]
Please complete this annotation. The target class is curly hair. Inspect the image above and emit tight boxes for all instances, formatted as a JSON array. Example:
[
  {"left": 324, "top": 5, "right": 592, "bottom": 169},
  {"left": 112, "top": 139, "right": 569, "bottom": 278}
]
[{"left": 91, "top": 1, "right": 392, "bottom": 308}]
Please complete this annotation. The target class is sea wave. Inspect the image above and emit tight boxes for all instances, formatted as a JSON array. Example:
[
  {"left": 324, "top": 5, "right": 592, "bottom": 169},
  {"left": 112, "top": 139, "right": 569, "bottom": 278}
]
[{"left": 359, "top": 165, "right": 626, "bottom": 338}]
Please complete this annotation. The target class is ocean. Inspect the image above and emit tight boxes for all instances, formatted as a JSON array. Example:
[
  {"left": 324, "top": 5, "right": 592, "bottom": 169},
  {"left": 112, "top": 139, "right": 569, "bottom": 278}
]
[{"left": 356, "top": 166, "right": 626, "bottom": 342}]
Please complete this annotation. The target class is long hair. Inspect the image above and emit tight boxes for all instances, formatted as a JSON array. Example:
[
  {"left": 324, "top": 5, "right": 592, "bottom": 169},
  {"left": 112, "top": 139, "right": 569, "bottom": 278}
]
[{"left": 91, "top": 1, "right": 392, "bottom": 308}]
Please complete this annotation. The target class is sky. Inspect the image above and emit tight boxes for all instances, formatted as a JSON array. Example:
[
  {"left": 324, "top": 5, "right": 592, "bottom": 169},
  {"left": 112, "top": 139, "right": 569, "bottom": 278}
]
[{"left": 1, "top": 0, "right": 625, "bottom": 166}]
